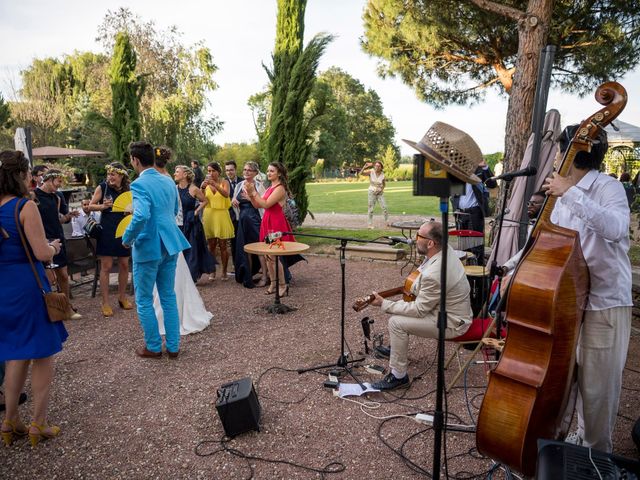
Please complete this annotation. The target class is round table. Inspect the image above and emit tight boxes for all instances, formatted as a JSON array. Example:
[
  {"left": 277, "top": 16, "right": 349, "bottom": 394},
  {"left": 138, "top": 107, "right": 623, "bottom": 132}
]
[{"left": 244, "top": 241, "right": 309, "bottom": 314}]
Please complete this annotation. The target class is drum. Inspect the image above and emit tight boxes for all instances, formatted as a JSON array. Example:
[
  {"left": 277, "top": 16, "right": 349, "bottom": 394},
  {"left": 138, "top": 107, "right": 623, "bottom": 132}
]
[
  {"left": 464, "top": 265, "right": 490, "bottom": 317},
  {"left": 454, "top": 249, "right": 474, "bottom": 265}
]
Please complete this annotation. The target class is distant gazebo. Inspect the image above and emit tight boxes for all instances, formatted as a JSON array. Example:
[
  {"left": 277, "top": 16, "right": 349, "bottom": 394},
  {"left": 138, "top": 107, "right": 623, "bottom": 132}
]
[{"left": 603, "top": 120, "right": 640, "bottom": 175}]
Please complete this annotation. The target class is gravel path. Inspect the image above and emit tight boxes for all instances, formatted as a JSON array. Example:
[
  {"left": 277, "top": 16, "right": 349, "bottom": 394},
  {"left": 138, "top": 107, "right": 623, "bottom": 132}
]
[{"left": 2, "top": 255, "right": 639, "bottom": 479}]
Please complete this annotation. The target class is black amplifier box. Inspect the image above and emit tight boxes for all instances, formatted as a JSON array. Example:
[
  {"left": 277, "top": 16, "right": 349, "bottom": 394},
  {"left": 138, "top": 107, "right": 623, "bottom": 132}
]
[{"left": 215, "top": 377, "right": 261, "bottom": 437}]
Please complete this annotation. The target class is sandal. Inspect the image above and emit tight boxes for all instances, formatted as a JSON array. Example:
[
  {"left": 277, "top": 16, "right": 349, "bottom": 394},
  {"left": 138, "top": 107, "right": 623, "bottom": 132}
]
[
  {"left": 28, "top": 421, "right": 61, "bottom": 447},
  {"left": 1, "top": 419, "right": 28, "bottom": 446}
]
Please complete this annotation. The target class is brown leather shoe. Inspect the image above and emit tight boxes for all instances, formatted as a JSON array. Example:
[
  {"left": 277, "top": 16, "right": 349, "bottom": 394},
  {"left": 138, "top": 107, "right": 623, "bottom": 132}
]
[
  {"left": 135, "top": 346, "right": 162, "bottom": 358},
  {"left": 167, "top": 350, "right": 179, "bottom": 359}
]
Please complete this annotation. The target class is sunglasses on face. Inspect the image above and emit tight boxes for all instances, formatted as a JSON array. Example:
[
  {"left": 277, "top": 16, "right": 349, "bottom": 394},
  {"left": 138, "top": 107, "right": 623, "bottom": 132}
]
[{"left": 415, "top": 233, "right": 434, "bottom": 242}]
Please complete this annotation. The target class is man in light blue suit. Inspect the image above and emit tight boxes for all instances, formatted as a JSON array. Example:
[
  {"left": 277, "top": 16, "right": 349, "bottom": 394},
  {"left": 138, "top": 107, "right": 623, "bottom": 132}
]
[{"left": 122, "top": 141, "right": 190, "bottom": 358}]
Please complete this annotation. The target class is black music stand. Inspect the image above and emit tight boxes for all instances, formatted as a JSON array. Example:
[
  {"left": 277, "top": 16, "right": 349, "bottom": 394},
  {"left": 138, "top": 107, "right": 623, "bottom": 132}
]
[{"left": 295, "top": 232, "right": 394, "bottom": 389}]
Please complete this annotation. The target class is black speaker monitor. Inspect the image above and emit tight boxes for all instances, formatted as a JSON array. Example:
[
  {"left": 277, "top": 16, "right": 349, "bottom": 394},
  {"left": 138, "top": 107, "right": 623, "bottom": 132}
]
[
  {"left": 215, "top": 377, "right": 261, "bottom": 438},
  {"left": 413, "top": 154, "right": 465, "bottom": 197}
]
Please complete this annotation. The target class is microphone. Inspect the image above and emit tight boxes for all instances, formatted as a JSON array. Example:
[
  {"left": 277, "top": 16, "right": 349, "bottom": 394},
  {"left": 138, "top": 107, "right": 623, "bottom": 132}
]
[
  {"left": 488, "top": 166, "right": 537, "bottom": 182},
  {"left": 385, "top": 236, "right": 415, "bottom": 246}
]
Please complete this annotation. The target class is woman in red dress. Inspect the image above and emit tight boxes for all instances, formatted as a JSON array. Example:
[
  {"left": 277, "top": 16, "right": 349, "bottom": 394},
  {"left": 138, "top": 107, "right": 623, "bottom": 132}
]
[{"left": 244, "top": 162, "right": 294, "bottom": 297}]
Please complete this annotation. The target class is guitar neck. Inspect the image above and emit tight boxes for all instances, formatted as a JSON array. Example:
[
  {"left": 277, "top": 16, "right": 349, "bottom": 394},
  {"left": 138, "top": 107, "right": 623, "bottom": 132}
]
[
  {"left": 353, "top": 286, "right": 404, "bottom": 312},
  {"left": 377, "top": 286, "right": 404, "bottom": 299}
]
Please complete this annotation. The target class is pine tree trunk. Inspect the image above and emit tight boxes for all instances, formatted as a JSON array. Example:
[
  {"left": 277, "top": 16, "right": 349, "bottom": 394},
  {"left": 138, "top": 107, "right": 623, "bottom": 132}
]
[{"left": 503, "top": 0, "right": 554, "bottom": 172}]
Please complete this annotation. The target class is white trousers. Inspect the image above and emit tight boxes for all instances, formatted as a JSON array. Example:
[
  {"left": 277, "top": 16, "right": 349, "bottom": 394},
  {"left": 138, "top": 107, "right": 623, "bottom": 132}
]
[
  {"left": 367, "top": 191, "right": 388, "bottom": 225},
  {"left": 575, "top": 306, "right": 631, "bottom": 452},
  {"left": 388, "top": 312, "right": 468, "bottom": 377}
]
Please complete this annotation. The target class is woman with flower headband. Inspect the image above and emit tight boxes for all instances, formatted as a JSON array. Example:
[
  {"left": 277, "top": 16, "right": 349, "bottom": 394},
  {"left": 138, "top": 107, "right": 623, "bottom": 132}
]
[
  {"left": 34, "top": 168, "right": 81, "bottom": 318},
  {"left": 88, "top": 162, "right": 133, "bottom": 317}
]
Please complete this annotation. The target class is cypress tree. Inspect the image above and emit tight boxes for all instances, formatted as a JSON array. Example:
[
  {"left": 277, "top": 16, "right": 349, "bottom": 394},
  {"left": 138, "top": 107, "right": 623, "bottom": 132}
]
[
  {"left": 266, "top": 0, "right": 331, "bottom": 223},
  {"left": 109, "top": 32, "right": 143, "bottom": 163}
]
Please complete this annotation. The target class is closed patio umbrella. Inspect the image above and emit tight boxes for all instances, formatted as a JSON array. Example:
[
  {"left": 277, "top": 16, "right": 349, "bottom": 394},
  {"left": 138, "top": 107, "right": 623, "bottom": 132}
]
[{"left": 489, "top": 109, "right": 561, "bottom": 267}]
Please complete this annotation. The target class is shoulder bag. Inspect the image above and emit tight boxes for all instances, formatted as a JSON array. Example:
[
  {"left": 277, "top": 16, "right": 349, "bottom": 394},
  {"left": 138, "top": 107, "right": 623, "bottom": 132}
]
[{"left": 14, "top": 199, "right": 73, "bottom": 322}]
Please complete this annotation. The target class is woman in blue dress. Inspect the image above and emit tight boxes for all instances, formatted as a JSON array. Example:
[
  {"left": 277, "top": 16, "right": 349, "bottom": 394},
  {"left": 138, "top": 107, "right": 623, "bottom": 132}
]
[
  {"left": 88, "top": 162, "right": 133, "bottom": 317},
  {"left": 173, "top": 165, "right": 215, "bottom": 282},
  {"left": 232, "top": 161, "right": 268, "bottom": 288},
  {"left": 0, "top": 150, "right": 67, "bottom": 447}
]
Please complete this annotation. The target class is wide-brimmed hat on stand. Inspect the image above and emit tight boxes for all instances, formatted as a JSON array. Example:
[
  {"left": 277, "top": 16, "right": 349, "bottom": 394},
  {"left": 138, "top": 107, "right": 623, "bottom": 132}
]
[{"left": 403, "top": 122, "right": 484, "bottom": 184}]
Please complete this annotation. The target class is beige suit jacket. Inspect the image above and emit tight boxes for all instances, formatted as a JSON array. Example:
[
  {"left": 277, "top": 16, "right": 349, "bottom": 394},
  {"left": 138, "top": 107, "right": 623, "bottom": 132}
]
[{"left": 381, "top": 245, "right": 472, "bottom": 329}]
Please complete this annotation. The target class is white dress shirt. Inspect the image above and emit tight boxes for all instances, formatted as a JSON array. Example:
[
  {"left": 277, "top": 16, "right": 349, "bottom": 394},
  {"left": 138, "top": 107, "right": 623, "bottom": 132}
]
[
  {"left": 551, "top": 169, "right": 632, "bottom": 310},
  {"left": 71, "top": 210, "right": 98, "bottom": 237}
]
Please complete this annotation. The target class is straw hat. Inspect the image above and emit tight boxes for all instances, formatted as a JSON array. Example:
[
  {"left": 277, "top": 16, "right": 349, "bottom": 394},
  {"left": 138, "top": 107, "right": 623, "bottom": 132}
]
[{"left": 403, "top": 122, "right": 483, "bottom": 184}]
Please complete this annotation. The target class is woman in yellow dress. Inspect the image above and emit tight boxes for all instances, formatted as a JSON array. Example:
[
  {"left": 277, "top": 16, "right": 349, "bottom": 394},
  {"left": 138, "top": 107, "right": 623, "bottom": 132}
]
[{"left": 201, "top": 162, "right": 234, "bottom": 280}]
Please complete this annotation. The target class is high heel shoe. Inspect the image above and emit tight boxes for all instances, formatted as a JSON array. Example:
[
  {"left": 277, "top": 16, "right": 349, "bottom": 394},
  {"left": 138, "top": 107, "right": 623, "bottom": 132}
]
[
  {"left": 118, "top": 298, "right": 133, "bottom": 310},
  {"left": 101, "top": 304, "right": 113, "bottom": 317},
  {"left": 28, "top": 422, "right": 60, "bottom": 447},
  {"left": 265, "top": 286, "right": 276, "bottom": 295},
  {"left": 2, "top": 419, "right": 28, "bottom": 446},
  {"left": 278, "top": 285, "right": 289, "bottom": 297},
  {"left": 255, "top": 277, "right": 269, "bottom": 288}
]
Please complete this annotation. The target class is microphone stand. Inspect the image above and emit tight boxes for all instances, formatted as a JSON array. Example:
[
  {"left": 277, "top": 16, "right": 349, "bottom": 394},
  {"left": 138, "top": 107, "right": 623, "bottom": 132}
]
[
  {"left": 432, "top": 196, "right": 450, "bottom": 478},
  {"left": 488, "top": 178, "right": 513, "bottom": 359},
  {"left": 292, "top": 231, "right": 393, "bottom": 389}
]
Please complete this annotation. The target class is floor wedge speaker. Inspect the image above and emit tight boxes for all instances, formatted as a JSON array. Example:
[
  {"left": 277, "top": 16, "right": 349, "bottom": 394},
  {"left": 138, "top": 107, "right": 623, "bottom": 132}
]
[{"left": 215, "top": 377, "right": 261, "bottom": 437}]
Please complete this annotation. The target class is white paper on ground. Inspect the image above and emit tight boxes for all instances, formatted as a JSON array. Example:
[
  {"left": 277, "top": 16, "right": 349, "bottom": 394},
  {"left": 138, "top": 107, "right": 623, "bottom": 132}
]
[{"left": 338, "top": 382, "right": 380, "bottom": 397}]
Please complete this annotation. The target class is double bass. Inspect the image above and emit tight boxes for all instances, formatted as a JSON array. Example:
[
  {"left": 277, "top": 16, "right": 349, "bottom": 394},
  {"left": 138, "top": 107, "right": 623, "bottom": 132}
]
[{"left": 476, "top": 81, "right": 628, "bottom": 476}]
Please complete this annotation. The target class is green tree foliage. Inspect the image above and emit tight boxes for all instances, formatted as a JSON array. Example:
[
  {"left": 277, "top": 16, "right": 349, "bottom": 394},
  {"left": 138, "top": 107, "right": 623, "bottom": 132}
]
[
  {"left": 0, "top": 94, "right": 13, "bottom": 130},
  {"left": 363, "top": 0, "right": 640, "bottom": 105},
  {"left": 264, "top": 0, "right": 332, "bottom": 223},
  {"left": 11, "top": 53, "right": 111, "bottom": 150},
  {"left": 362, "top": 0, "right": 640, "bottom": 171},
  {"left": 381, "top": 144, "right": 400, "bottom": 175},
  {"left": 109, "top": 32, "right": 143, "bottom": 163},
  {"left": 0, "top": 94, "right": 13, "bottom": 149},
  {"left": 483, "top": 151, "right": 504, "bottom": 171},
  {"left": 97, "top": 8, "right": 222, "bottom": 160},
  {"left": 213, "top": 142, "right": 261, "bottom": 168},
  {"left": 312, "top": 67, "right": 396, "bottom": 172}
]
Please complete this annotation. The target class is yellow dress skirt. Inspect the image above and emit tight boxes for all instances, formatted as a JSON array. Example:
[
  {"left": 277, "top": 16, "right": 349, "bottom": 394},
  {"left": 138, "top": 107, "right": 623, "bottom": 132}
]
[{"left": 202, "top": 187, "right": 235, "bottom": 240}]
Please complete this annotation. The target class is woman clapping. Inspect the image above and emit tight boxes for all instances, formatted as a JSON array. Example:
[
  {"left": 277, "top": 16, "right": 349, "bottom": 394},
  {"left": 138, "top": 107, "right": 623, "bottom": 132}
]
[{"left": 201, "top": 162, "right": 234, "bottom": 281}]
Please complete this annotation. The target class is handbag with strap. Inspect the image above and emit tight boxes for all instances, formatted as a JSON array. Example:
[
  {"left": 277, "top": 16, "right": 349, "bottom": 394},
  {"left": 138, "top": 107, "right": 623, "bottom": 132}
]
[{"left": 14, "top": 199, "right": 74, "bottom": 322}]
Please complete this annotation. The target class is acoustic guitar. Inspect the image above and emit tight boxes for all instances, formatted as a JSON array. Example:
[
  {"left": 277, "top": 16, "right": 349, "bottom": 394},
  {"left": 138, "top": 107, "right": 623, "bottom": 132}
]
[{"left": 352, "top": 270, "right": 419, "bottom": 312}]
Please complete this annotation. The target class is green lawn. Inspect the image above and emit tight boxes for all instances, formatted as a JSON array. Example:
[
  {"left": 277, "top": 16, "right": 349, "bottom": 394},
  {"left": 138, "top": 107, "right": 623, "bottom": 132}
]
[{"left": 307, "top": 180, "right": 441, "bottom": 216}]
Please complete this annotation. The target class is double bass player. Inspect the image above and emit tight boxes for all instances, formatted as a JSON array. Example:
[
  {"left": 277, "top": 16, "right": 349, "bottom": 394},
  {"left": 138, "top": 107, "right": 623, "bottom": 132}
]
[{"left": 544, "top": 124, "right": 632, "bottom": 453}]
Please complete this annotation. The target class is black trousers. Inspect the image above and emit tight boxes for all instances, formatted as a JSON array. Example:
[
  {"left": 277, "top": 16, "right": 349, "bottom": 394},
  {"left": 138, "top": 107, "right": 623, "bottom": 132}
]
[{"left": 456, "top": 206, "right": 485, "bottom": 266}]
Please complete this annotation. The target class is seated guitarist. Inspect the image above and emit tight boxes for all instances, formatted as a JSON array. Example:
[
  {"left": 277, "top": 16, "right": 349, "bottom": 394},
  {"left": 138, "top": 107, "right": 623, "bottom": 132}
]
[{"left": 368, "top": 221, "right": 473, "bottom": 390}]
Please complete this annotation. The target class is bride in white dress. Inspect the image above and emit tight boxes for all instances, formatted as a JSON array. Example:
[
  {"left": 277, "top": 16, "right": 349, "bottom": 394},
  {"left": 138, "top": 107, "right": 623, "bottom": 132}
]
[
  {"left": 155, "top": 252, "right": 212, "bottom": 335},
  {"left": 152, "top": 147, "right": 212, "bottom": 335}
]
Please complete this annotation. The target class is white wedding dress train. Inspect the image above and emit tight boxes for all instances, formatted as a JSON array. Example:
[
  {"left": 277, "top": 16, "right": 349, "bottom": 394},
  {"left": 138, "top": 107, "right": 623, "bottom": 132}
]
[{"left": 154, "top": 252, "right": 212, "bottom": 335}]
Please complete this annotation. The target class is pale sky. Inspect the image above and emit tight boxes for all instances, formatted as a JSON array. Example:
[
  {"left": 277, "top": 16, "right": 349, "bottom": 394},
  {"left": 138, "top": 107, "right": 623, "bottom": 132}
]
[{"left": 1, "top": 0, "right": 639, "bottom": 157}]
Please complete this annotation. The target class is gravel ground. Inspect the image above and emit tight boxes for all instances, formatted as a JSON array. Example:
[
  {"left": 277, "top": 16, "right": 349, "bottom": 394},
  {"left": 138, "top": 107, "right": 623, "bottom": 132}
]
[{"left": 2, "top": 252, "right": 639, "bottom": 479}]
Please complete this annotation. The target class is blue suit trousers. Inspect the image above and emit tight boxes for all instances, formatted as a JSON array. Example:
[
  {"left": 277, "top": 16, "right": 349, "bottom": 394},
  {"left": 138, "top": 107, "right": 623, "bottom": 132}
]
[{"left": 133, "top": 249, "right": 180, "bottom": 353}]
